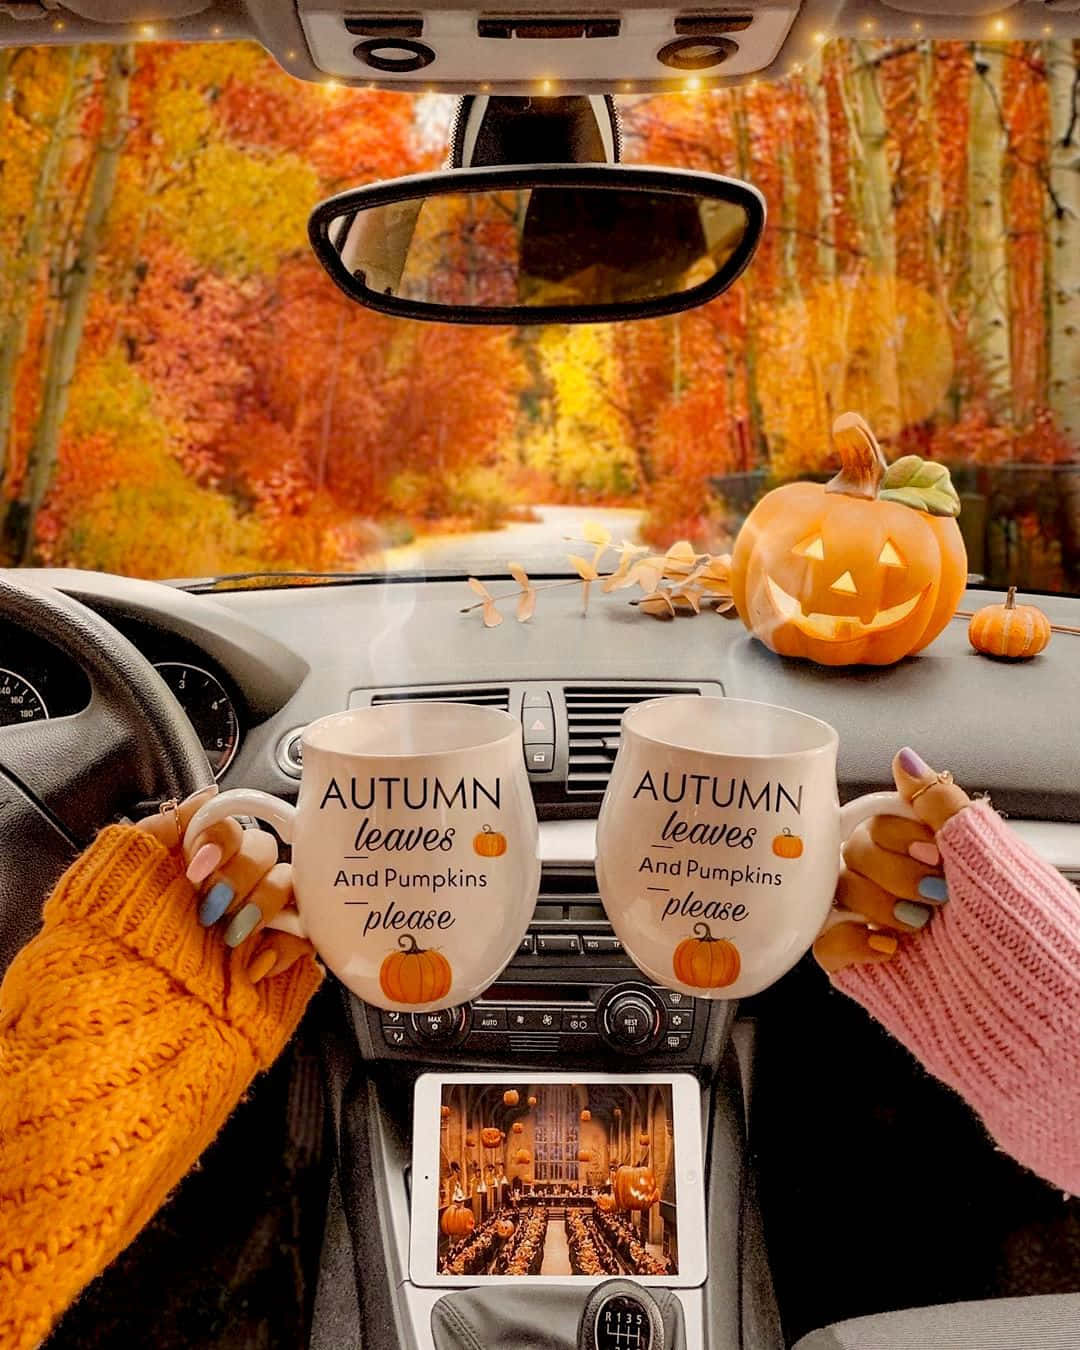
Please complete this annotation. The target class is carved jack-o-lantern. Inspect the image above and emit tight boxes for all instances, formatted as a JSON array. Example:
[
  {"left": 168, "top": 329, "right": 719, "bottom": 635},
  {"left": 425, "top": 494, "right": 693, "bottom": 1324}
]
[{"left": 732, "top": 413, "right": 966, "bottom": 667}]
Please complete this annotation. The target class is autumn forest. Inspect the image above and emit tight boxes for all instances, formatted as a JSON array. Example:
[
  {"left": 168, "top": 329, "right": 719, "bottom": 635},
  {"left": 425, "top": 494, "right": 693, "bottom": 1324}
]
[{"left": 1, "top": 40, "right": 1079, "bottom": 588}]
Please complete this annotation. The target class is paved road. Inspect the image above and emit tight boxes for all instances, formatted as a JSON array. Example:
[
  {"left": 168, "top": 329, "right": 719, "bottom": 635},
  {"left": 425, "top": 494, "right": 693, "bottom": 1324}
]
[{"left": 384, "top": 504, "right": 644, "bottom": 573}]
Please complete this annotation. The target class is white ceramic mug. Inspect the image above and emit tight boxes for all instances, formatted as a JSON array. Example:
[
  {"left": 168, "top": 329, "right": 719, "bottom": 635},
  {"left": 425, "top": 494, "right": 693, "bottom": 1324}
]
[
  {"left": 184, "top": 703, "right": 541, "bottom": 1011},
  {"left": 595, "top": 696, "right": 915, "bottom": 999}
]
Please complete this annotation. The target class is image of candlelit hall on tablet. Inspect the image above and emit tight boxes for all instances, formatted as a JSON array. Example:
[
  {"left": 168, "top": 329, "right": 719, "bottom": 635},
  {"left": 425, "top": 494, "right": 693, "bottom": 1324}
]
[{"left": 436, "top": 1082, "right": 678, "bottom": 1277}]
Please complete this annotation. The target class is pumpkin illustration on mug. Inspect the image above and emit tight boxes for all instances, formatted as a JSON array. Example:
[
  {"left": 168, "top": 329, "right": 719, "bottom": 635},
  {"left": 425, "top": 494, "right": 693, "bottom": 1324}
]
[
  {"left": 378, "top": 934, "right": 453, "bottom": 1005},
  {"left": 731, "top": 412, "right": 967, "bottom": 666},
  {"left": 673, "top": 922, "right": 741, "bottom": 989},
  {"left": 473, "top": 824, "right": 508, "bottom": 857},
  {"left": 772, "top": 827, "right": 803, "bottom": 859}
]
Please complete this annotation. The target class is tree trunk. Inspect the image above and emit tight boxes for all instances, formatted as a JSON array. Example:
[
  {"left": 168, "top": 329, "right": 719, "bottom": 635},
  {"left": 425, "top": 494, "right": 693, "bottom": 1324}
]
[
  {"left": 0, "top": 49, "right": 80, "bottom": 505},
  {"left": 1048, "top": 39, "right": 1080, "bottom": 444},
  {"left": 807, "top": 50, "right": 836, "bottom": 283},
  {"left": 850, "top": 42, "right": 895, "bottom": 274},
  {"left": 731, "top": 89, "right": 766, "bottom": 463},
  {"left": 17, "top": 46, "right": 133, "bottom": 563},
  {"left": 968, "top": 42, "right": 1012, "bottom": 422}
]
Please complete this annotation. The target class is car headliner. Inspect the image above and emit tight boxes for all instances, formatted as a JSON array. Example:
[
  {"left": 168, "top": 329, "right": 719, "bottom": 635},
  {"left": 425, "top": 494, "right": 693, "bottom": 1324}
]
[{"left": 2, "top": 0, "right": 1077, "bottom": 96}]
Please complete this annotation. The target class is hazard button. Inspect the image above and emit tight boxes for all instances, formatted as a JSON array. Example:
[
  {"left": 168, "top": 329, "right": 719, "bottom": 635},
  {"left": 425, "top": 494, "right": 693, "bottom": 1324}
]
[{"left": 523, "top": 706, "right": 555, "bottom": 740}]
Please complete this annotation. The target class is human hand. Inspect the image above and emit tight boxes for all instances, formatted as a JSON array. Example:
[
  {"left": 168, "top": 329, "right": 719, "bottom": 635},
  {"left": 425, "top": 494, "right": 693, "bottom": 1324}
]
[
  {"left": 136, "top": 786, "right": 312, "bottom": 982},
  {"left": 813, "top": 747, "right": 973, "bottom": 973}
]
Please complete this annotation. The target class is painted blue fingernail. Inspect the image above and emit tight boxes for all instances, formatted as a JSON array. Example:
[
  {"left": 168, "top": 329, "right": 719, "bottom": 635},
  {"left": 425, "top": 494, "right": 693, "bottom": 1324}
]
[
  {"left": 198, "top": 881, "right": 233, "bottom": 926},
  {"left": 894, "top": 900, "right": 933, "bottom": 929},
  {"left": 917, "top": 875, "right": 949, "bottom": 902},
  {"left": 225, "top": 902, "right": 262, "bottom": 947},
  {"left": 898, "top": 747, "right": 930, "bottom": 777}
]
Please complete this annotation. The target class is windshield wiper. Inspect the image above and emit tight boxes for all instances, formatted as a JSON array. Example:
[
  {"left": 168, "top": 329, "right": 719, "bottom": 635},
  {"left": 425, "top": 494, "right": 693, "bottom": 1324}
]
[{"left": 168, "top": 569, "right": 474, "bottom": 593}]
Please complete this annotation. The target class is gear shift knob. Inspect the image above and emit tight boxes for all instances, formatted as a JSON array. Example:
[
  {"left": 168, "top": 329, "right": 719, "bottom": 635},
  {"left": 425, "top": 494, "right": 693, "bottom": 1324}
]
[{"left": 579, "top": 1280, "right": 666, "bottom": 1350}]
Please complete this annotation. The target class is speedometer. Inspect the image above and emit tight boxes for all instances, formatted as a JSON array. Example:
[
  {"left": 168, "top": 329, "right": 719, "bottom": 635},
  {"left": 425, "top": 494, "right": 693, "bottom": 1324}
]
[
  {"left": 0, "top": 669, "right": 49, "bottom": 726},
  {"left": 154, "top": 662, "right": 239, "bottom": 779}
]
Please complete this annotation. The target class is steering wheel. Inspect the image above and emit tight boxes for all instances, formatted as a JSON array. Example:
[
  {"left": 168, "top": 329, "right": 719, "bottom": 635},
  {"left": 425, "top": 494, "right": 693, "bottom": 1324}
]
[{"left": 0, "top": 574, "right": 212, "bottom": 975}]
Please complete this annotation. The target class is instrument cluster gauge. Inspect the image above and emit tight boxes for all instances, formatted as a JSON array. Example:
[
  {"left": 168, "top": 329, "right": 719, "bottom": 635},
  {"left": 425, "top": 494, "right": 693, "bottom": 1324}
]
[
  {"left": 0, "top": 669, "right": 49, "bottom": 726},
  {"left": 153, "top": 662, "right": 240, "bottom": 779}
]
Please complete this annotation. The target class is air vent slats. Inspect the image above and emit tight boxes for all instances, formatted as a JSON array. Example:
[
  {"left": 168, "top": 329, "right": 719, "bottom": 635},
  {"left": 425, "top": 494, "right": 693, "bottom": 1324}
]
[
  {"left": 370, "top": 686, "right": 510, "bottom": 711},
  {"left": 564, "top": 683, "right": 702, "bottom": 797}
]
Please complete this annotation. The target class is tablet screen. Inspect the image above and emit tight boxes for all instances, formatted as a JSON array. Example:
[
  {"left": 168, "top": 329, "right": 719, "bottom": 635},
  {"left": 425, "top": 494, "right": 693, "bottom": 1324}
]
[{"left": 434, "top": 1080, "right": 680, "bottom": 1278}]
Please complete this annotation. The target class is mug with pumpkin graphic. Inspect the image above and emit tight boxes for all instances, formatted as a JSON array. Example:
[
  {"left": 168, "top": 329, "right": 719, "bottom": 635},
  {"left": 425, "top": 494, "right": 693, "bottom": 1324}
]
[
  {"left": 184, "top": 702, "right": 540, "bottom": 1011},
  {"left": 595, "top": 695, "right": 915, "bottom": 999}
]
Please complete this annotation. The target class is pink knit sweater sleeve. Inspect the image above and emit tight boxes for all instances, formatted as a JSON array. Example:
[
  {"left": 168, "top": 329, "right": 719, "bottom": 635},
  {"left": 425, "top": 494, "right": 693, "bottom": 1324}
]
[{"left": 832, "top": 799, "right": 1080, "bottom": 1194}]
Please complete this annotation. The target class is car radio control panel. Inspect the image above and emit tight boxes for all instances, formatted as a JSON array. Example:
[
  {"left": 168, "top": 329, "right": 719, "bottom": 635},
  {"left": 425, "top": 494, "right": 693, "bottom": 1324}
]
[{"left": 351, "top": 896, "right": 733, "bottom": 1067}]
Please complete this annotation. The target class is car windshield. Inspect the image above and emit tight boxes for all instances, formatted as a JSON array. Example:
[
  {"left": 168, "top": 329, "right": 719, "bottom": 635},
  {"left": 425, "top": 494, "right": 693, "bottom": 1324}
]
[{"left": 1, "top": 40, "right": 1078, "bottom": 593}]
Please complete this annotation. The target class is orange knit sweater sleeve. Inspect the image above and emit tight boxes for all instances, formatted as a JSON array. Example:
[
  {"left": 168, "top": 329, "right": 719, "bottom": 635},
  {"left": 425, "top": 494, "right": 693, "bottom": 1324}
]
[{"left": 0, "top": 824, "right": 322, "bottom": 1350}]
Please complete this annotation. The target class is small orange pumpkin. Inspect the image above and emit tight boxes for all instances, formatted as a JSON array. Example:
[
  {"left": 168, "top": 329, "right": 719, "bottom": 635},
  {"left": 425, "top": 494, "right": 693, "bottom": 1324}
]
[
  {"left": 513, "top": 1148, "right": 531, "bottom": 1165},
  {"left": 577, "top": 1149, "right": 593, "bottom": 1163},
  {"left": 527, "top": 1095, "right": 537, "bottom": 1107},
  {"left": 474, "top": 825, "right": 508, "bottom": 857},
  {"left": 732, "top": 412, "right": 967, "bottom": 666},
  {"left": 503, "top": 1089, "right": 520, "bottom": 1107},
  {"left": 772, "top": 827, "right": 803, "bottom": 859},
  {"left": 639, "top": 1133, "right": 650, "bottom": 1147},
  {"left": 480, "top": 1127, "right": 502, "bottom": 1148},
  {"left": 512, "top": 1121, "right": 524, "bottom": 1135},
  {"left": 613, "top": 1165, "right": 658, "bottom": 1212},
  {"left": 379, "top": 934, "right": 452, "bottom": 1005},
  {"left": 613, "top": 1107, "right": 621, "bottom": 1118},
  {"left": 495, "top": 1218, "right": 515, "bottom": 1238},
  {"left": 580, "top": 1109, "right": 591, "bottom": 1123},
  {"left": 673, "top": 922, "right": 741, "bottom": 989},
  {"left": 465, "top": 1134, "right": 476, "bottom": 1148},
  {"left": 440, "top": 1105, "right": 450, "bottom": 1122},
  {"left": 969, "top": 586, "right": 1051, "bottom": 660},
  {"left": 441, "top": 1204, "right": 475, "bottom": 1237},
  {"left": 596, "top": 1193, "right": 616, "bottom": 1212}
]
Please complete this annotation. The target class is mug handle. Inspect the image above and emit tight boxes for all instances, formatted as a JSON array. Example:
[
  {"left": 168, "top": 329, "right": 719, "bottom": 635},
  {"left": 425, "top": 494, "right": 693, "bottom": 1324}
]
[
  {"left": 820, "top": 789, "right": 918, "bottom": 934},
  {"left": 184, "top": 789, "right": 306, "bottom": 938}
]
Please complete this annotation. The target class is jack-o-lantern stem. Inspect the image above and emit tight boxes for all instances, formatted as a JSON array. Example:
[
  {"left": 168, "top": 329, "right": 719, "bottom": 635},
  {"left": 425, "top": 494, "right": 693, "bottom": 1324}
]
[
  {"left": 826, "top": 412, "right": 888, "bottom": 501},
  {"left": 397, "top": 934, "right": 424, "bottom": 955},
  {"left": 692, "top": 922, "right": 717, "bottom": 941}
]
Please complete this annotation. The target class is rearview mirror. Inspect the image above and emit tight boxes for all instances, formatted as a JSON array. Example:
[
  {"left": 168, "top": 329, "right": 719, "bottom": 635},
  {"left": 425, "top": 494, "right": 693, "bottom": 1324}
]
[{"left": 308, "top": 164, "right": 765, "bottom": 325}]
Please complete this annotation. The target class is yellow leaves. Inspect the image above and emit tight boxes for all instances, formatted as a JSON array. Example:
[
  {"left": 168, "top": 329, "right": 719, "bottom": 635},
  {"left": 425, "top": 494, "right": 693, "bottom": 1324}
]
[{"left": 756, "top": 276, "right": 953, "bottom": 478}]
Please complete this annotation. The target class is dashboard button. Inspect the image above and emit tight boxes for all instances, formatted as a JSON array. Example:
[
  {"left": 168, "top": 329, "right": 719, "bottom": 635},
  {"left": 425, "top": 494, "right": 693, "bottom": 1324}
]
[
  {"left": 411, "top": 1007, "right": 466, "bottom": 1042},
  {"left": 562, "top": 1010, "right": 597, "bottom": 1033},
  {"left": 276, "top": 728, "right": 305, "bottom": 779},
  {"left": 523, "top": 690, "right": 553, "bottom": 709},
  {"left": 382, "top": 1010, "right": 404, "bottom": 1025},
  {"left": 384, "top": 1027, "right": 407, "bottom": 1047},
  {"left": 602, "top": 990, "right": 662, "bottom": 1051},
  {"left": 665, "top": 1009, "right": 694, "bottom": 1032},
  {"left": 473, "top": 1008, "right": 507, "bottom": 1031},
  {"left": 655, "top": 987, "right": 692, "bottom": 1008},
  {"left": 663, "top": 1031, "right": 692, "bottom": 1052},
  {"left": 583, "top": 935, "right": 623, "bottom": 953},
  {"left": 523, "top": 707, "right": 555, "bottom": 741},
  {"left": 536, "top": 934, "right": 581, "bottom": 955},
  {"left": 507, "top": 1008, "right": 561, "bottom": 1031},
  {"left": 518, "top": 934, "right": 536, "bottom": 955},
  {"left": 526, "top": 744, "right": 555, "bottom": 773}
]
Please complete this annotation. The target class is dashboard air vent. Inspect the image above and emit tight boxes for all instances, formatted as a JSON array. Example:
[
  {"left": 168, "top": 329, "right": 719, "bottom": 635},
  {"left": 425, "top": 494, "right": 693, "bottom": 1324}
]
[
  {"left": 369, "top": 685, "right": 511, "bottom": 712},
  {"left": 564, "top": 684, "right": 702, "bottom": 797}
]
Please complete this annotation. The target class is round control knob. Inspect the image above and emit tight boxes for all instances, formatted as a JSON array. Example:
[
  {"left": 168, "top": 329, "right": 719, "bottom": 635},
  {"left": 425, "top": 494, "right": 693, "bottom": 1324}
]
[
  {"left": 410, "top": 1006, "right": 467, "bottom": 1044},
  {"left": 599, "top": 987, "right": 663, "bottom": 1053}
]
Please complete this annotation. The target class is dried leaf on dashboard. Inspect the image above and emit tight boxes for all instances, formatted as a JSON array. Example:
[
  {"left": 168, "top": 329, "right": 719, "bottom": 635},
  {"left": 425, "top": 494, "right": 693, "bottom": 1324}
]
[
  {"left": 482, "top": 599, "right": 503, "bottom": 628},
  {"left": 468, "top": 577, "right": 492, "bottom": 599},
  {"left": 567, "top": 554, "right": 600, "bottom": 582},
  {"left": 516, "top": 588, "right": 537, "bottom": 622},
  {"left": 638, "top": 589, "right": 676, "bottom": 619},
  {"left": 507, "top": 561, "right": 530, "bottom": 590}
]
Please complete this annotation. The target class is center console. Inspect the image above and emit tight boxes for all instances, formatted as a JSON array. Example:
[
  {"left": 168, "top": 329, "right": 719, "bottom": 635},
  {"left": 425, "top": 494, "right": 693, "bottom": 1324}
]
[{"left": 352, "top": 862, "right": 735, "bottom": 1068}]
